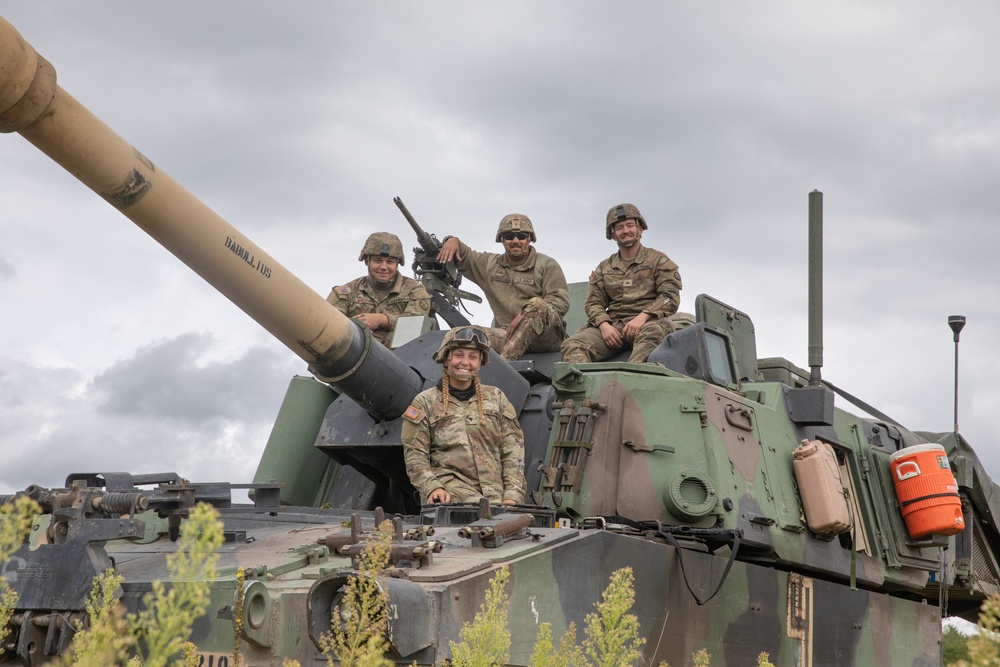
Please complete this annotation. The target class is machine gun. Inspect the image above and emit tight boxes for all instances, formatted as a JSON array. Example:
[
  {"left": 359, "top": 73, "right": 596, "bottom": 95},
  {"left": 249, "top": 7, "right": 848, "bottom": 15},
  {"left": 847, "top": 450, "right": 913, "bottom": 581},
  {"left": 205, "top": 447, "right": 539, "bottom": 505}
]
[{"left": 393, "top": 196, "right": 482, "bottom": 327}]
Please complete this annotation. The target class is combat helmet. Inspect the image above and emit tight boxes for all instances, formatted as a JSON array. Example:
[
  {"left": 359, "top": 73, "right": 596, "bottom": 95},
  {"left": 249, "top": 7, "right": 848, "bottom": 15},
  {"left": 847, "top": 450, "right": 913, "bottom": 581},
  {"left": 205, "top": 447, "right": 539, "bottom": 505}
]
[
  {"left": 605, "top": 203, "right": 647, "bottom": 239},
  {"left": 495, "top": 213, "right": 536, "bottom": 243},
  {"left": 432, "top": 326, "right": 491, "bottom": 365},
  {"left": 358, "top": 232, "right": 405, "bottom": 263}
]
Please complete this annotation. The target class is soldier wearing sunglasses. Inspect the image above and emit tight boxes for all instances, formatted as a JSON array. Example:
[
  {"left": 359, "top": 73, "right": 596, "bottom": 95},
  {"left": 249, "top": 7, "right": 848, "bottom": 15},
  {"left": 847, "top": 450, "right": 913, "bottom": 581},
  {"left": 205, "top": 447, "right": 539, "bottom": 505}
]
[{"left": 436, "top": 214, "right": 569, "bottom": 361}]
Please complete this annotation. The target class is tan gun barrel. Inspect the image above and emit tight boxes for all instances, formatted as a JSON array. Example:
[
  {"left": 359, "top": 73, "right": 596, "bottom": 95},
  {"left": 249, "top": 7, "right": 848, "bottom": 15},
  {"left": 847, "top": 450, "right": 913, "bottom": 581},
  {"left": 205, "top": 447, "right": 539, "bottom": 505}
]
[{"left": 0, "top": 17, "right": 422, "bottom": 420}]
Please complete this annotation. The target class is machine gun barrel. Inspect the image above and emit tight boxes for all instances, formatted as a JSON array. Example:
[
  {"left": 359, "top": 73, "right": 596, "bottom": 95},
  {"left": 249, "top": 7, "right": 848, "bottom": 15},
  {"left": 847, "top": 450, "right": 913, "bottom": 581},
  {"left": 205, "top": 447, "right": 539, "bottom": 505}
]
[
  {"left": 393, "top": 196, "right": 481, "bottom": 327},
  {"left": 394, "top": 196, "right": 441, "bottom": 257},
  {"left": 0, "top": 17, "right": 422, "bottom": 421}
]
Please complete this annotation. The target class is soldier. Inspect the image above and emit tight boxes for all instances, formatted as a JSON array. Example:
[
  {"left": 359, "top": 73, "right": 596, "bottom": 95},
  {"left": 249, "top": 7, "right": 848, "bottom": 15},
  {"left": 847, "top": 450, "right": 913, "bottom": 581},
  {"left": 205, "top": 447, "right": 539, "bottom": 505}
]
[
  {"left": 325, "top": 232, "right": 431, "bottom": 347},
  {"left": 561, "top": 203, "right": 682, "bottom": 364},
  {"left": 436, "top": 214, "right": 569, "bottom": 361},
  {"left": 401, "top": 326, "right": 527, "bottom": 506}
]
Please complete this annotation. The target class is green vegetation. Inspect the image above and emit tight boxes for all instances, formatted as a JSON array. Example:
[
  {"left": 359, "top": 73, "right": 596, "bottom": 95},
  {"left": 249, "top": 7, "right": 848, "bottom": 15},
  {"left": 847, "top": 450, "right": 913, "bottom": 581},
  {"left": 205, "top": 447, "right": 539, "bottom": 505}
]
[
  {"left": 944, "top": 624, "right": 971, "bottom": 665},
  {"left": 528, "top": 622, "right": 586, "bottom": 667},
  {"left": 0, "top": 496, "right": 41, "bottom": 658},
  {"left": 38, "top": 502, "right": 224, "bottom": 667},
  {"left": 130, "top": 502, "right": 224, "bottom": 667},
  {"left": 53, "top": 569, "right": 134, "bottom": 667},
  {"left": 581, "top": 567, "right": 644, "bottom": 667},
  {"left": 233, "top": 567, "right": 246, "bottom": 667},
  {"left": 450, "top": 565, "right": 513, "bottom": 667},
  {"left": 317, "top": 520, "right": 394, "bottom": 667},
  {"left": 946, "top": 595, "right": 1000, "bottom": 667}
]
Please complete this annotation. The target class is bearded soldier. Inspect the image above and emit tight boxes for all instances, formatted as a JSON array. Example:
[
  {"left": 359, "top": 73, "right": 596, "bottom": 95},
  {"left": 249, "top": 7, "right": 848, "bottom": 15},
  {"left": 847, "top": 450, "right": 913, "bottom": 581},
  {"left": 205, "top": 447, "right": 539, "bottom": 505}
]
[
  {"left": 561, "top": 203, "right": 682, "bottom": 364},
  {"left": 326, "top": 232, "right": 431, "bottom": 347},
  {"left": 436, "top": 214, "right": 569, "bottom": 361},
  {"left": 401, "top": 326, "right": 527, "bottom": 505}
]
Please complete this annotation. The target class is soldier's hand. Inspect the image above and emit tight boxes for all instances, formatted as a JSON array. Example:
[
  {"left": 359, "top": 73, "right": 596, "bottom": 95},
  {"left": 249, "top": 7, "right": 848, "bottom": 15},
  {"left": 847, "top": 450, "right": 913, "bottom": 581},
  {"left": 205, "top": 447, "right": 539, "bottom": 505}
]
[
  {"left": 356, "top": 313, "right": 388, "bottom": 330},
  {"left": 622, "top": 313, "right": 651, "bottom": 341},
  {"left": 437, "top": 237, "right": 461, "bottom": 264},
  {"left": 599, "top": 322, "right": 624, "bottom": 348},
  {"left": 428, "top": 487, "right": 451, "bottom": 503}
]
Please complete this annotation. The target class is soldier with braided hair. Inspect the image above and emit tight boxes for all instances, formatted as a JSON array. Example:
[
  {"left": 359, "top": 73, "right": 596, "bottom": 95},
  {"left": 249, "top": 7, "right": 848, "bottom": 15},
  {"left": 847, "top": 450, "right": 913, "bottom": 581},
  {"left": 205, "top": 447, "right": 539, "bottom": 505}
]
[{"left": 401, "top": 326, "right": 527, "bottom": 505}]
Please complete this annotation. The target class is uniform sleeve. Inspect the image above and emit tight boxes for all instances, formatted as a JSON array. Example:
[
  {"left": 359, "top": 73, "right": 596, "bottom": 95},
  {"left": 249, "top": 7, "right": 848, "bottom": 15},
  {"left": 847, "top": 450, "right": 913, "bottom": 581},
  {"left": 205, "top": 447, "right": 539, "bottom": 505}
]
[
  {"left": 584, "top": 264, "right": 612, "bottom": 327},
  {"left": 498, "top": 397, "right": 527, "bottom": 503},
  {"left": 326, "top": 286, "right": 351, "bottom": 316},
  {"left": 641, "top": 255, "right": 682, "bottom": 320},
  {"left": 383, "top": 281, "right": 432, "bottom": 331},
  {"left": 538, "top": 258, "right": 570, "bottom": 318},
  {"left": 400, "top": 397, "right": 445, "bottom": 502},
  {"left": 452, "top": 240, "right": 494, "bottom": 289}
]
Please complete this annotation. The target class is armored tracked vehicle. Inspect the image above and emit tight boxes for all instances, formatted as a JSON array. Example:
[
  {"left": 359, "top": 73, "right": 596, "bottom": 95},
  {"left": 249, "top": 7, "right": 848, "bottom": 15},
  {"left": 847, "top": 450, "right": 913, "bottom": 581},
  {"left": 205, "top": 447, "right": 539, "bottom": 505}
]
[{"left": 3, "top": 15, "right": 999, "bottom": 666}]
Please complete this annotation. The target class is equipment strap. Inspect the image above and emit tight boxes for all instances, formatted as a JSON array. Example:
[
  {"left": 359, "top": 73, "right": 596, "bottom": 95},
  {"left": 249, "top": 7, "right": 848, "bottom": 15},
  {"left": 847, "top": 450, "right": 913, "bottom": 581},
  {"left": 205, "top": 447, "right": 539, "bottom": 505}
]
[
  {"left": 661, "top": 531, "right": 742, "bottom": 607},
  {"left": 898, "top": 491, "right": 961, "bottom": 508}
]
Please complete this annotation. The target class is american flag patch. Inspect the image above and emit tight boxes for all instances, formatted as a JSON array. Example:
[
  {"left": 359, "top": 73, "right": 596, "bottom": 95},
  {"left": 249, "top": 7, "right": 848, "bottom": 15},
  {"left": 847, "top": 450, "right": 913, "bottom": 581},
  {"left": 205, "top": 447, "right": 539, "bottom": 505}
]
[
  {"left": 334, "top": 286, "right": 350, "bottom": 295},
  {"left": 403, "top": 405, "right": 424, "bottom": 422}
]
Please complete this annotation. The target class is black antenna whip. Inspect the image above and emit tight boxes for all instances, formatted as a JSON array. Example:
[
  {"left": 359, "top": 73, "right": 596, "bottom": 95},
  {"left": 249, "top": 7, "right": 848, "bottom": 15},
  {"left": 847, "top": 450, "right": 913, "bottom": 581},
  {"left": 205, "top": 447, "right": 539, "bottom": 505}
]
[{"left": 948, "top": 315, "right": 966, "bottom": 436}]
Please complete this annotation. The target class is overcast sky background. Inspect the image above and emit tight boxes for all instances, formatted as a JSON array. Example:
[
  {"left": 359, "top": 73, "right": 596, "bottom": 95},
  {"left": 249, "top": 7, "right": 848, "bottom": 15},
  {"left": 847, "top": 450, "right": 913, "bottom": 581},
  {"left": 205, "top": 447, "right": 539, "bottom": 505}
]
[{"left": 1, "top": 4, "right": 998, "bottom": 503}]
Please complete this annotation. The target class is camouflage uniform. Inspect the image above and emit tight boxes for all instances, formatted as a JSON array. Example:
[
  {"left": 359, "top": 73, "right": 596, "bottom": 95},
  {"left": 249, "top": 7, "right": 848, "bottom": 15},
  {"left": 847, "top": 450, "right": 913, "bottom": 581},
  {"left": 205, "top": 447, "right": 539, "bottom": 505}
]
[
  {"left": 401, "top": 383, "right": 527, "bottom": 504},
  {"left": 561, "top": 245, "right": 682, "bottom": 363},
  {"left": 448, "top": 240, "right": 569, "bottom": 360},
  {"left": 326, "top": 272, "right": 431, "bottom": 346}
]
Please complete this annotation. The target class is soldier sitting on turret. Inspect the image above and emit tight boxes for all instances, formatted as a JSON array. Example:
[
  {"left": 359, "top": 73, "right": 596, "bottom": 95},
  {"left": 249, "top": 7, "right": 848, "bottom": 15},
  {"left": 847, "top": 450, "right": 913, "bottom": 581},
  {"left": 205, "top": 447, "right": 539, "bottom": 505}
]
[
  {"left": 561, "top": 203, "right": 683, "bottom": 364},
  {"left": 436, "top": 214, "right": 569, "bottom": 361},
  {"left": 401, "top": 326, "right": 526, "bottom": 506},
  {"left": 326, "top": 232, "right": 431, "bottom": 347}
]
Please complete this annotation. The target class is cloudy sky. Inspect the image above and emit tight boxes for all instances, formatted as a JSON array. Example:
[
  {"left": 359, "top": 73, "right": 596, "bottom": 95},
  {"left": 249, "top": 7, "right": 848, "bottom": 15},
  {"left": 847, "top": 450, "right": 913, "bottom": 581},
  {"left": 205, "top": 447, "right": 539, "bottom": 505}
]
[{"left": 1, "top": 3, "right": 998, "bottom": 497}]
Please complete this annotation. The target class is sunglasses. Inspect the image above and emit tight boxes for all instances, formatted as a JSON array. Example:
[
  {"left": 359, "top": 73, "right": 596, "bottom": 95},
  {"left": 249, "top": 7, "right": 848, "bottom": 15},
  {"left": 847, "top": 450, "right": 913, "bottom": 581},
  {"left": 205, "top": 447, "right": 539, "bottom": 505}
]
[{"left": 501, "top": 232, "right": 530, "bottom": 241}]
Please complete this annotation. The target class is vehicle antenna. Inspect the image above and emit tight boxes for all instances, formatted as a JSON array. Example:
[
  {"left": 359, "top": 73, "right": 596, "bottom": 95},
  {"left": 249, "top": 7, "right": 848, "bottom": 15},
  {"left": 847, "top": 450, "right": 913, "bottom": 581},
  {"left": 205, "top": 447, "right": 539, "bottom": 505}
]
[
  {"left": 948, "top": 315, "right": 966, "bottom": 436},
  {"left": 808, "top": 190, "right": 824, "bottom": 385}
]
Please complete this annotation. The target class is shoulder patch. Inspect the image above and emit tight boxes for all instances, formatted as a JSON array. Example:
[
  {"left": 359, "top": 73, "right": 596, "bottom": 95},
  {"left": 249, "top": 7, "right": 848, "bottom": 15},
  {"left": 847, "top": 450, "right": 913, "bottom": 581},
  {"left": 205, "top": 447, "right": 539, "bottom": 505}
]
[
  {"left": 403, "top": 405, "right": 425, "bottom": 422},
  {"left": 589, "top": 271, "right": 599, "bottom": 283},
  {"left": 334, "top": 285, "right": 351, "bottom": 296}
]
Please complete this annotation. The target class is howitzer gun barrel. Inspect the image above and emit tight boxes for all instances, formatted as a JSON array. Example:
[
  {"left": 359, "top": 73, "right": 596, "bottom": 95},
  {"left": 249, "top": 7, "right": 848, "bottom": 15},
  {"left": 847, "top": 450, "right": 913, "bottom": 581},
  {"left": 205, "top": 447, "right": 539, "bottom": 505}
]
[{"left": 0, "top": 17, "right": 422, "bottom": 420}]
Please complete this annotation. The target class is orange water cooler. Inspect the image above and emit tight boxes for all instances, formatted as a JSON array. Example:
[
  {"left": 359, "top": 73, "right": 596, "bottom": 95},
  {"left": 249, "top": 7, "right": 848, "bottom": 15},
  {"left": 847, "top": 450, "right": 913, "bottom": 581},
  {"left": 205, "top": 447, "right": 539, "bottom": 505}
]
[{"left": 888, "top": 443, "right": 964, "bottom": 540}]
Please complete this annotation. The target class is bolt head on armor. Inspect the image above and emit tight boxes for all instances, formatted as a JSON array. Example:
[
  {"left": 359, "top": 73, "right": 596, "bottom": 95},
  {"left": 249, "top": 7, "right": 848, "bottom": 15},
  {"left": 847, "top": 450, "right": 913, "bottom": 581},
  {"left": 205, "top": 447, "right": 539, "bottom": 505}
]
[
  {"left": 495, "top": 213, "right": 537, "bottom": 243},
  {"left": 358, "top": 232, "right": 405, "bottom": 263},
  {"left": 605, "top": 203, "right": 647, "bottom": 239},
  {"left": 433, "top": 326, "right": 492, "bottom": 365}
]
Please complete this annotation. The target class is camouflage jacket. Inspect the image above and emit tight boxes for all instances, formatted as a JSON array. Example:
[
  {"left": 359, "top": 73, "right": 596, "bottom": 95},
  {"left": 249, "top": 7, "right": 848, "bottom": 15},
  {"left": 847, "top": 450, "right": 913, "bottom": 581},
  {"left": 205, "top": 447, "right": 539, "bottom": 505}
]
[
  {"left": 325, "top": 273, "right": 431, "bottom": 345},
  {"left": 401, "top": 384, "right": 527, "bottom": 504},
  {"left": 451, "top": 242, "right": 569, "bottom": 329},
  {"left": 584, "top": 245, "right": 682, "bottom": 326}
]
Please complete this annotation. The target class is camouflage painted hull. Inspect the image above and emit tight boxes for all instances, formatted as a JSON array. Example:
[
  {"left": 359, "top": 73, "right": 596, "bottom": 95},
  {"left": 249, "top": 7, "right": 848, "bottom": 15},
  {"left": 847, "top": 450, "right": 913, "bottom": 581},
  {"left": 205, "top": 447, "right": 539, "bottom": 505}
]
[{"left": 86, "top": 507, "right": 939, "bottom": 667}]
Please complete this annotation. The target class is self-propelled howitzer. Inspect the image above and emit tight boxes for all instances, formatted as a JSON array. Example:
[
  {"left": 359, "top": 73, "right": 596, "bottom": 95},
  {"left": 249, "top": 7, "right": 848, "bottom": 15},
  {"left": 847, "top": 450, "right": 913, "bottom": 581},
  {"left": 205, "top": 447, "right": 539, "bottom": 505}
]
[{"left": 5, "top": 14, "right": 1000, "bottom": 667}]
